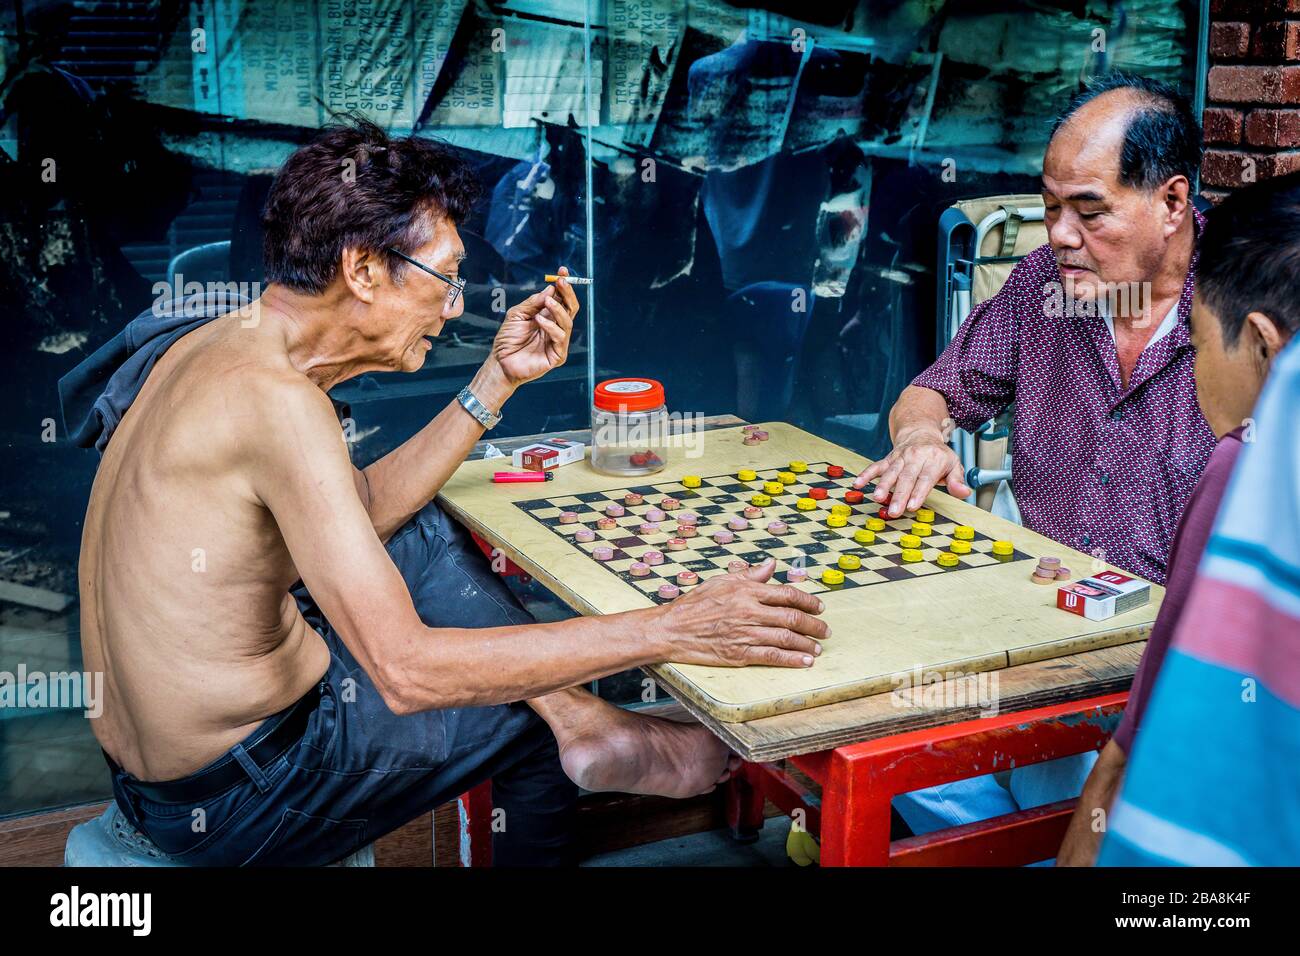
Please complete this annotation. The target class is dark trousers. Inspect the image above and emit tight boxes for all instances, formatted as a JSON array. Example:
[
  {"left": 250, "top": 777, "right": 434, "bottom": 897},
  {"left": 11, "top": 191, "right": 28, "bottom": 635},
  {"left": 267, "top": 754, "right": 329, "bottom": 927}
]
[{"left": 107, "top": 500, "right": 578, "bottom": 866}]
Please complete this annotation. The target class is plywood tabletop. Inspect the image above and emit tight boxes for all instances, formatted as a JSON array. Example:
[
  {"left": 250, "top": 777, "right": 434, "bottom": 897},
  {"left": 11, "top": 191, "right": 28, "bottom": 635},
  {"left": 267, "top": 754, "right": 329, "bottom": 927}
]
[{"left": 438, "top": 422, "right": 1160, "bottom": 726}]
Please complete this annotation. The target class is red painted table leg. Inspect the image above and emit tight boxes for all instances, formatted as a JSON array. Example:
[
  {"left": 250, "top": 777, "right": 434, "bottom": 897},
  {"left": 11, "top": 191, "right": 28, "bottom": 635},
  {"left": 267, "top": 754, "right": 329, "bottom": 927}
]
[
  {"left": 771, "top": 693, "right": 1127, "bottom": 866},
  {"left": 725, "top": 762, "right": 767, "bottom": 843},
  {"left": 470, "top": 530, "right": 532, "bottom": 583},
  {"left": 820, "top": 748, "right": 894, "bottom": 866},
  {"left": 457, "top": 779, "right": 494, "bottom": 867}
]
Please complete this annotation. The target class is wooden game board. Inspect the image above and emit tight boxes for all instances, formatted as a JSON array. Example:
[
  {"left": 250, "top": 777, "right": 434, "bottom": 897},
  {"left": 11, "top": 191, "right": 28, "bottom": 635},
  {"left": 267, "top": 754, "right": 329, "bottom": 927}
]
[{"left": 438, "top": 422, "right": 1163, "bottom": 722}]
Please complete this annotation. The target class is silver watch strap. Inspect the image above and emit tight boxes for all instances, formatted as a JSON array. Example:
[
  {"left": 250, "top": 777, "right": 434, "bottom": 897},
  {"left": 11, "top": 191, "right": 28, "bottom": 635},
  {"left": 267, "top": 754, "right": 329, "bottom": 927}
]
[{"left": 457, "top": 385, "right": 502, "bottom": 430}]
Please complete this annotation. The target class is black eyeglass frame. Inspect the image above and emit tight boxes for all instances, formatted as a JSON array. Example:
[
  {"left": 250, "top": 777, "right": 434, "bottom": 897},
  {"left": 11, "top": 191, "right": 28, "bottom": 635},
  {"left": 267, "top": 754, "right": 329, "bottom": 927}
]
[{"left": 385, "top": 246, "right": 466, "bottom": 308}]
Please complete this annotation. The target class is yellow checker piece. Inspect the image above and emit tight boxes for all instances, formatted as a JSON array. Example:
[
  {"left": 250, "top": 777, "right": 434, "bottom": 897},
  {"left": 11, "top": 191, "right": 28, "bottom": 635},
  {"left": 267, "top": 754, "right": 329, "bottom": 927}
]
[
  {"left": 777, "top": 471, "right": 797, "bottom": 485},
  {"left": 737, "top": 469, "right": 757, "bottom": 482},
  {"left": 900, "top": 548, "right": 924, "bottom": 563},
  {"left": 899, "top": 534, "right": 922, "bottom": 549},
  {"left": 854, "top": 528, "right": 876, "bottom": 544},
  {"left": 953, "top": 525, "right": 975, "bottom": 540},
  {"left": 837, "top": 554, "right": 861, "bottom": 571},
  {"left": 831, "top": 503, "right": 852, "bottom": 517},
  {"left": 821, "top": 567, "right": 845, "bottom": 585},
  {"left": 866, "top": 517, "right": 886, "bottom": 531},
  {"left": 937, "top": 552, "right": 960, "bottom": 567},
  {"left": 826, "top": 514, "right": 848, "bottom": 528},
  {"left": 796, "top": 498, "right": 818, "bottom": 511},
  {"left": 763, "top": 481, "right": 784, "bottom": 496},
  {"left": 789, "top": 460, "right": 808, "bottom": 473},
  {"left": 751, "top": 493, "right": 772, "bottom": 507},
  {"left": 917, "top": 508, "right": 935, "bottom": 523},
  {"left": 682, "top": 475, "right": 702, "bottom": 489},
  {"left": 949, "top": 539, "right": 972, "bottom": 554}
]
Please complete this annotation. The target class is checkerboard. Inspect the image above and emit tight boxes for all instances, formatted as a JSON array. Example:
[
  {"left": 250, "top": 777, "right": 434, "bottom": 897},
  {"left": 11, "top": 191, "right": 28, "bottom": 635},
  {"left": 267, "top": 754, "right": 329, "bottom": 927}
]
[{"left": 515, "top": 462, "right": 1033, "bottom": 605}]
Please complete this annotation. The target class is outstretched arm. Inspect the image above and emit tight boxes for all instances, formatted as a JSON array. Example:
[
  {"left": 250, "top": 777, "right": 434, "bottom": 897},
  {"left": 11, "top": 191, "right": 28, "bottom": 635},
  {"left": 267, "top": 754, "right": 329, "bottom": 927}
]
[
  {"left": 249, "top": 373, "right": 829, "bottom": 715},
  {"left": 1056, "top": 739, "right": 1127, "bottom": 866}
]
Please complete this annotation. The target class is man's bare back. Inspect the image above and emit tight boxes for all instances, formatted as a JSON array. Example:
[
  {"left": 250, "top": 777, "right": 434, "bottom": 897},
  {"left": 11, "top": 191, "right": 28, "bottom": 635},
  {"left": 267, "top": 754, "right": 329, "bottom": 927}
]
[{"left": 81, "top": 312, "right": 331, "bottom": 781}]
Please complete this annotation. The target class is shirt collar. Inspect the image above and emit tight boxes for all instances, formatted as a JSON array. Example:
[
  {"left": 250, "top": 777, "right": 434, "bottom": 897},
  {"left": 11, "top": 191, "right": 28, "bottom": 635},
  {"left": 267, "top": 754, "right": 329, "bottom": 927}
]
[{"left": 1098, "top": 302, "right": 1180, "bottom": 348}]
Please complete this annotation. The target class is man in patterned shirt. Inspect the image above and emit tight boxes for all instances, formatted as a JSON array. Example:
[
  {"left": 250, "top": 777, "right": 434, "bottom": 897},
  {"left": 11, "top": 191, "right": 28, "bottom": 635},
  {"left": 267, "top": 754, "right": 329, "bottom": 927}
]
[
  {"left": 857, "top": 74, "right": 1216, "bottom": 587},
  {"left": 860, "top": 74, "right": 1218, "bottom": 841}
]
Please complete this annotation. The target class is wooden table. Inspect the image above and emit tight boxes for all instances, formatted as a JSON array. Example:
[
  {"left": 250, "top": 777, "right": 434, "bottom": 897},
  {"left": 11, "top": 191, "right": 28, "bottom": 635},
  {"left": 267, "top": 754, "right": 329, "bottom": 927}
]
[
  {"left": 442, "top": 419, "right": 1148, "bottom": 865},
  {"left": 440, "top": 421, "right": 1157, "bottom": 725}
]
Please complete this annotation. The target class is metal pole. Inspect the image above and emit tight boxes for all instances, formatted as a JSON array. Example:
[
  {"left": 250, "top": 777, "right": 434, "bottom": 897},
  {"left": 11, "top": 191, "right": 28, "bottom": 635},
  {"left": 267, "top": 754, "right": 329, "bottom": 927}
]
[{"left": 1193, "top": 0, "right": 1211, "bottom": 193}]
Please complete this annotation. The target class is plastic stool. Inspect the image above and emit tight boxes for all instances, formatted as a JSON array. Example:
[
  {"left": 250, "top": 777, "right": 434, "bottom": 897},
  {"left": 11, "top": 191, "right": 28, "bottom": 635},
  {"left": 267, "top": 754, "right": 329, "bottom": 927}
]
[{"left": 64, "top": 803, "right": 375, "bottom": 867}]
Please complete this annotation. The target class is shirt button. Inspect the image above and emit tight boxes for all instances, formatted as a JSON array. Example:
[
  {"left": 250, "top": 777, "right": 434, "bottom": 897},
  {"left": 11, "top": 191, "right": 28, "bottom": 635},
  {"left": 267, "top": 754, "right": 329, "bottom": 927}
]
[
  {"left": 1110, "top": 408, "right": 1123, "bottom": 421},
  {"left": 1081, "top": 534, "right": 1092, "bottom": 548},
  {"left": 1099, "top": 472, "right": 1110, "bottom": 486}
]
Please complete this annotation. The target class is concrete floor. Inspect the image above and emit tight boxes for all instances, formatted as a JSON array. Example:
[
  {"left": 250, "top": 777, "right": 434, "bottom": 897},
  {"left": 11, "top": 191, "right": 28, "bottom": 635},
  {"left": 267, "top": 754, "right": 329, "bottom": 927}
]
[{"left": 581, "top": 822, "right": 797, "bottom": 867}]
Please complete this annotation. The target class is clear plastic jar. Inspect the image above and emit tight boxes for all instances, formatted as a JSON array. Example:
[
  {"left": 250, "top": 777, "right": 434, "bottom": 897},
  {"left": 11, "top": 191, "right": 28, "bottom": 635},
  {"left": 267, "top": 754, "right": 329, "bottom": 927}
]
[{"left": 590, "top": 377, "right": 669, "bottom": 477}]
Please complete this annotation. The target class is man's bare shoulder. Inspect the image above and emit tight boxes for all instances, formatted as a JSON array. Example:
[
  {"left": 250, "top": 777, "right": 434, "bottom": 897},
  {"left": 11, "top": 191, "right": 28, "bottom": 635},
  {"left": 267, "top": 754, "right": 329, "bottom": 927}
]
[
  {"left": 140, "top": 321, "right": 344, "bottom": 489},
  {"left": 224, "top": 365, "right": 345, "bottom": 471}
]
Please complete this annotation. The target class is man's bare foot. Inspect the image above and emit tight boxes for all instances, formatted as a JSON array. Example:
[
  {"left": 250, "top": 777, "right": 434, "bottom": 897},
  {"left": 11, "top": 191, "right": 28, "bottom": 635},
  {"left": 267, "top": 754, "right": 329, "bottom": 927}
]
[
  {"left": 533, "top": 689, "right": 738, "bottom": 798},
  {"left": 559, "top": 707, "right": 740, "bottom": 798}
]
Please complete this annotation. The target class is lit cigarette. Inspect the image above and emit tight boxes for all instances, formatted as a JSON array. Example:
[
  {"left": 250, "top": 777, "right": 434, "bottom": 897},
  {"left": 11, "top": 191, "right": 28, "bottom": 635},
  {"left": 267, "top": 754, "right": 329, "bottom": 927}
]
[{"left": 544, "top": 274, "right": 593, "bottom": 285}]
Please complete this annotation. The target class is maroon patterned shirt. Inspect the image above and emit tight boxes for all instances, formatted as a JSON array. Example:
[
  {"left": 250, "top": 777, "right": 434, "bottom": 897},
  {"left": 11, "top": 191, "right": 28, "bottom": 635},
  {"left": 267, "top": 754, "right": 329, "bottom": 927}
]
[{"left": 913, "top": 210, "right": 1215, "bottom": 584}]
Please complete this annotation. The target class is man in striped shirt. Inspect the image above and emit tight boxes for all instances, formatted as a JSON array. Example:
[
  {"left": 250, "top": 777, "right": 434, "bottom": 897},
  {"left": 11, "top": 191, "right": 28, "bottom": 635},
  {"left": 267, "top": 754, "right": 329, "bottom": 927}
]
[{"left": 1097, "top": 175, "right": 1300, "bottom": 866}]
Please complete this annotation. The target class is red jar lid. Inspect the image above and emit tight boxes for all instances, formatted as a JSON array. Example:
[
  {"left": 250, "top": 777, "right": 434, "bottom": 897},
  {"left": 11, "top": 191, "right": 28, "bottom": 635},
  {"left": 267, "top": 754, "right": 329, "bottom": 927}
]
[{"left": 594, "top": 377, "right": 666, "bottom": 412}]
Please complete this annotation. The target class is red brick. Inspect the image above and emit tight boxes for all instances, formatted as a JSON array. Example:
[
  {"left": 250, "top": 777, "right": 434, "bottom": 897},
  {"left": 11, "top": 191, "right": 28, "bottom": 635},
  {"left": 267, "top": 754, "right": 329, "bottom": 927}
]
[
  {"left": 1203, "top": 106, "right": 1244, "bottom": 143},
  {"left": 1205, "top": 149, "right": 1300, "bottom": 186},
  {"left": 1208, "top": 64, "right": 1300, "bottom": 104},
  {"left": 1251, "top": 21, "right": 1300, "bottom": 60},
  {"left": 1245, "top": 108, "right": 1300, "bottom": 146},
  {"left": 1203, "top": 149, "right": 1250, "bottom": 187},
  {"left": 1260, "top": 150, "right": 1300, "bottom": 177},
  {"left": 1212, "top": 0, "right": 1300, "bottom": 17},
  {"left": 1211, "top": 22, "right": 1251, "bottom": 58}
]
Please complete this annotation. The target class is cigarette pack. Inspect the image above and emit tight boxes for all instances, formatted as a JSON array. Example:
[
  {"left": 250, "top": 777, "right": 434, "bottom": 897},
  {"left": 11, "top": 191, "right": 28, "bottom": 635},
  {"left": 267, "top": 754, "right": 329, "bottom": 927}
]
[
  {"left": 1056, "top": 569, "right": 1151, "bottom": 621},
  {"left": 512, "top": 438, "right": 585, "bottom": 471}
]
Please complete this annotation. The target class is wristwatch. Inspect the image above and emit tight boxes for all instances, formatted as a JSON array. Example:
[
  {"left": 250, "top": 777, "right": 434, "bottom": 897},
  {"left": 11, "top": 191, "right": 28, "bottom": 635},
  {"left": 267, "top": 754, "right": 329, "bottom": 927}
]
[{"left": 457, "top": 385, "right": 503, "bottom": 430}]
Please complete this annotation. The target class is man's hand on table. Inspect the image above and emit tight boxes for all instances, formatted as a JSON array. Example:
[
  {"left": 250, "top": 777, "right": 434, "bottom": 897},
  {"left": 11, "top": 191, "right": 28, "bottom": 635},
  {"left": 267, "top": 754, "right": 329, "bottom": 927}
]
[
  {"left": 655, "top": 559, "right": 829, "bottom": 668},
  {"left": 491, "top": 266, "right": 580, "bottom": 387},
  {"left": 853, "top": 424, "right": 972, "bottom": 518}
]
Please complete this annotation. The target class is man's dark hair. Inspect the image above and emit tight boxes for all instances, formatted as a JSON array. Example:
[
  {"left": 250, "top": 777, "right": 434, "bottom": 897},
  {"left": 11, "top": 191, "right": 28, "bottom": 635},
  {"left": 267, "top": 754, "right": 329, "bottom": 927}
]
[
  {"left": 1051, "top": 72, "right": 1202, "bottom": 191},
  {"left": 1198, "top": 171, "right": 1300, "bottom": 346},
  {"left": 262, "top": 116, "right": 482, "bottom": 294}
]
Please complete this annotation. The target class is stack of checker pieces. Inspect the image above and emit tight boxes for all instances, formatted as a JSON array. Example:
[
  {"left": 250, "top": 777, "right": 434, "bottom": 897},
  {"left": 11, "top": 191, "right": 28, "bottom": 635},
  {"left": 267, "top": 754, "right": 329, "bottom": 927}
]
[{"left": 515, "top": 462, "right": 1035, "bottom": 605}]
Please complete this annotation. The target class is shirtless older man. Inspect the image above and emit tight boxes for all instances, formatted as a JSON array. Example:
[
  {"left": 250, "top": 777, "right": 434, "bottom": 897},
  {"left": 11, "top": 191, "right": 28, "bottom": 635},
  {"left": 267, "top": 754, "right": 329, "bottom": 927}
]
[{"left": 66, "top": 119, "right": 827, "bottom": 866}]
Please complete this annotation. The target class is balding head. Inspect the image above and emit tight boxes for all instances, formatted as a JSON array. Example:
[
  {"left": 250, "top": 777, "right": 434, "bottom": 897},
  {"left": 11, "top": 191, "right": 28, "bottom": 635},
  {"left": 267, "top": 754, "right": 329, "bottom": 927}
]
[
  {"left": 1040, "top": 74, "right": 1200, "bottom": 312},
  {"left": 1048, "top": 73, "right": 1201, "bottom": 192}
]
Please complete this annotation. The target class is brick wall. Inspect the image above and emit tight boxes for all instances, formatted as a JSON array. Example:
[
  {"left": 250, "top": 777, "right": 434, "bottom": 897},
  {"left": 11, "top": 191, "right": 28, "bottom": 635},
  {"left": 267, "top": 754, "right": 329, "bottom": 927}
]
[{"left": 1202, "top": 0, "right": 1300, "bottom": 201}]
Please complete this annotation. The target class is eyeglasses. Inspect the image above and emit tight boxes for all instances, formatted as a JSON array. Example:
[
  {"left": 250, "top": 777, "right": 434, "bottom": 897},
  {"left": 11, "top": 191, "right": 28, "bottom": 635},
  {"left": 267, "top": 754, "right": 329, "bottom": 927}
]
[{"left": 386, "top": 247, "right": 466, "bottom": 309}]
